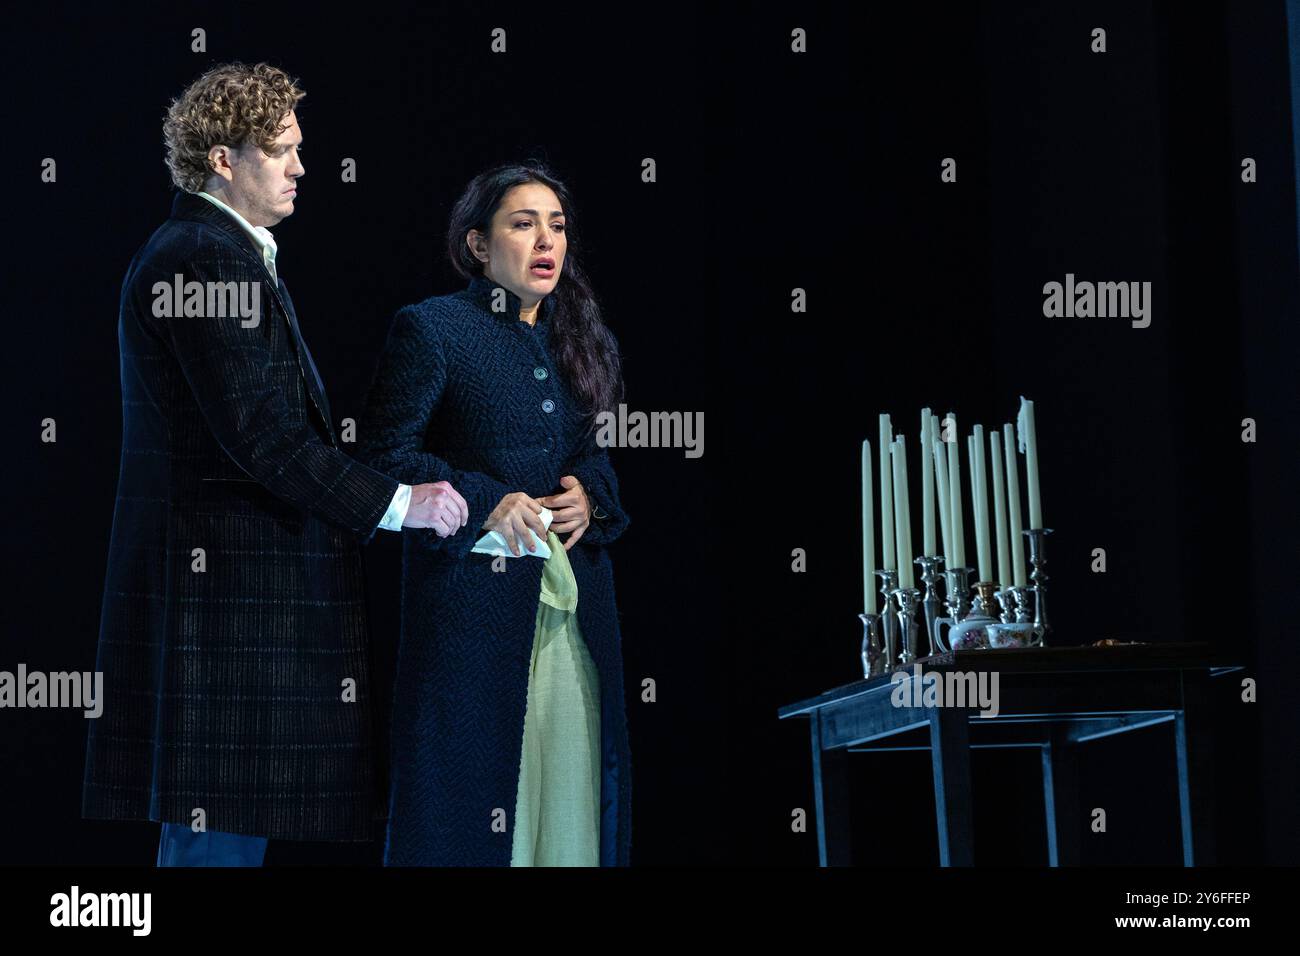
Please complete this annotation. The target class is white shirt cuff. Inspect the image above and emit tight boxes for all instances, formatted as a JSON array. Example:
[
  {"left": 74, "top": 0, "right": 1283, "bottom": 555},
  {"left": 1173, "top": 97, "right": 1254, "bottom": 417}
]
[{"left": 377, "top": 483, "right": 412, "bottom": 532}]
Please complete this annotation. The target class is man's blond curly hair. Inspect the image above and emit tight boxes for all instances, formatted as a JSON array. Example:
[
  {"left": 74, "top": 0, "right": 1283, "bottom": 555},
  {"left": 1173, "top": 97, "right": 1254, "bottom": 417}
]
[{"left": 163, "top": 62, "right": 305, "bottom": 193}]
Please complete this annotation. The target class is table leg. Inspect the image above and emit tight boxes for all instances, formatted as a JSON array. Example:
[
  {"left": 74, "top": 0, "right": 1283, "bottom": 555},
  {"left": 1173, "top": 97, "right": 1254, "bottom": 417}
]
[
  {"left": 1175, "top": 671, "right": 1217, "bottom": 866},
  {"left": 928, "top": 707, "right": 974, "bottom": 866},
  {"left": 1042, "top": 726, "right": 1081, "bottom": 866},
  {"left": 810, "top": 711, "right": 852, "bottom": 866}
]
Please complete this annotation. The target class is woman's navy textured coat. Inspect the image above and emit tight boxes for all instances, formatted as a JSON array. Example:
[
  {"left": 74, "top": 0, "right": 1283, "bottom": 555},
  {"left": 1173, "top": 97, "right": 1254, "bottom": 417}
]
[{"left": 358, "top": 276, "right": 632, "bottom": 866}]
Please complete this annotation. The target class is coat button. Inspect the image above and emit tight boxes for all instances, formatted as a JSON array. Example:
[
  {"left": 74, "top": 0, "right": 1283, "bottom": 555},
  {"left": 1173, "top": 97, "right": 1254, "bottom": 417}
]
[
  {"left": 541, "top": 399, "right": 555, "bottom": 413},
  {"left": 534, "top": 367, "right": 548, "bottom": 380}
]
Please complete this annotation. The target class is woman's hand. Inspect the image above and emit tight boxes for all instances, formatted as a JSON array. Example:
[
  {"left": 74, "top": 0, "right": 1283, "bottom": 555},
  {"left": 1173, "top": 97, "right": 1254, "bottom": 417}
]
[
  {"left": 538, "top": 475, "right": 590, "bottom": 551},
  {"left": 483, "top": 492, "right": 548, "bottom": 556}
]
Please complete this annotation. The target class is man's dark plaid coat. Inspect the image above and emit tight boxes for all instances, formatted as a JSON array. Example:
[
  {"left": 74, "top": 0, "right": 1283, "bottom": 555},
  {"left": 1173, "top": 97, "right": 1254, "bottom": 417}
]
[{"left": 81, "top": 191, "right": 401, "bottom": 841}]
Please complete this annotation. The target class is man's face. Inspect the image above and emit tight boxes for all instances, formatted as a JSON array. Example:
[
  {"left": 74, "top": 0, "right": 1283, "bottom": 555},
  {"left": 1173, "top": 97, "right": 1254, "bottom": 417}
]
[{"left": 209, "top": 109, "right": 304, "bottom": 226}]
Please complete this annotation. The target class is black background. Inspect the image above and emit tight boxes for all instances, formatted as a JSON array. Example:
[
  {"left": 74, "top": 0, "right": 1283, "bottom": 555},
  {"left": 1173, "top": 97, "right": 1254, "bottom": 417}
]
[{"left": 0, "top": 0, "right": 1296, "bottom": 867}]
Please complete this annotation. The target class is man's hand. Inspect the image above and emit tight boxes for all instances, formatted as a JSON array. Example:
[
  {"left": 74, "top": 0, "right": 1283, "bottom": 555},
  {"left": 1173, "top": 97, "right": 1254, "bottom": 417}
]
[
  {"left": 403, "top": 481, "right": 468, "bottom": 537},
  {"left": 483, "top": 492, "right": 548, "bottom": 556},
  {"left": 538, "top": 475, "right": 590, "bottom": 551}
]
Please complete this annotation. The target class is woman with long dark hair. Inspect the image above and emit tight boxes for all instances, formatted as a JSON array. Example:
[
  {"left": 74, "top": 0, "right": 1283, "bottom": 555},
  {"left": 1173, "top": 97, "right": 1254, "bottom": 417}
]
[{"left": 360, "top": 163, "right": 632, "bottom": 866}]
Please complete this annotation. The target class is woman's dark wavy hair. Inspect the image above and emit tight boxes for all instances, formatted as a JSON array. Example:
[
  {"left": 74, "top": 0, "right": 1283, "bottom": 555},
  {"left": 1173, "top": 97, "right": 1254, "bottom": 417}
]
[{"left": 447, "top": 162, "right": 623, "bottom": 424}]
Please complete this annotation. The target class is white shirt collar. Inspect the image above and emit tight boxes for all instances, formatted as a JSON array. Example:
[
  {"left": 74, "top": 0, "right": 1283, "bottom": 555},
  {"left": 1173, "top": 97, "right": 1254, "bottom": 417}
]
[{"left": 195, "top": 190, "right": 278, "bottom": 279}]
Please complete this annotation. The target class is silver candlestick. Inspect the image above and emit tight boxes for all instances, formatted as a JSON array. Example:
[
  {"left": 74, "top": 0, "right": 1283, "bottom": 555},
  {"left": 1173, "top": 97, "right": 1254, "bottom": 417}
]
[
  {"left": 995, "top": 586, "right": 1035, "bottom": 626},
  {"left": 943, "top": 566, "right": 974, "bottom": 624},
  {"left": 874, "top": 569, "right": 900, "bottom": 668},
  {"left": 1023, "top": 528, "right": 1053, "bottom": 645},
  {"left": 859, "top": 612, "right": 885, "bottom": 678},
  {"left": 892, "top": 587, "right": 923, "bottom": 664},
  {"left": 914, "top": 555, "right": 946, "bottom": 658},
  {"left": 995, "top": 586, "right": 1016, "bottom": 623}
]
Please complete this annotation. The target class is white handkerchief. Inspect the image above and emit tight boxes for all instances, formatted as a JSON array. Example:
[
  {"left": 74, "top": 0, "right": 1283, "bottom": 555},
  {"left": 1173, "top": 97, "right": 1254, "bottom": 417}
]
[{"left": 471, "top": 507, "right": 553, "bottom": 558}]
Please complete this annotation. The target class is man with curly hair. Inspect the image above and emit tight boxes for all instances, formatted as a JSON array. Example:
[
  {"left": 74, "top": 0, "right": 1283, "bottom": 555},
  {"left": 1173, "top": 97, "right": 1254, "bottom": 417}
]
[{"left": 81, "top": 62, "right": 467, "bottom": 866}]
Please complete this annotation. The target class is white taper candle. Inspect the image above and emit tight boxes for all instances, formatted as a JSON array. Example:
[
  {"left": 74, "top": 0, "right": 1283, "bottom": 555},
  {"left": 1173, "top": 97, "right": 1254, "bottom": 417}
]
[
  {"left": 892, "top": 438, "right": 914, "bottom": 588},
  {"left": 1002, "top": 423, "right": 1027, "bottom": 587},
  {"left": 879, "top": 414, "right": 895, "bottom": 572},
  {"left": 1018, "top": 396, "right": 1043, "bottom": 529},
  {"left": 933, "top": 438, "right": 952, "bottom": 567},
  {"left": 990, "top": 430, "right": 1010, "bottom": 586},
  {"left": 862, "top": 439, "right": 876, "bottom": 614},
  {"left": 947, "top": 413, "right": 965, "bottom": 568},
  {"left": 973, "top": 425, "right": 991, "bottom": 582},
  {"left": 921, "top": 409, "right": 935, "bottom": 557}
]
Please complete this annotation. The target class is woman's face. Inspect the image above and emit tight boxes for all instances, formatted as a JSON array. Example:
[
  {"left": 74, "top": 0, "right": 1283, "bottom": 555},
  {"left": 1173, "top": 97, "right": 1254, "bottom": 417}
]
[{"left": 470, "top": 182, "right": 568, "bottom": 307}]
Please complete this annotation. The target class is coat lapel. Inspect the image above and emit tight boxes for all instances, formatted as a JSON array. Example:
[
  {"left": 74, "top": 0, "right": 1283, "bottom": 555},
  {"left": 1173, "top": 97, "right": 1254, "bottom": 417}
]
[
  {"left": 168, "top": 191, "right": 336, "bottom": 445},
  {"left": 274, "top": 276, "right": 334, "bottom": 432}
]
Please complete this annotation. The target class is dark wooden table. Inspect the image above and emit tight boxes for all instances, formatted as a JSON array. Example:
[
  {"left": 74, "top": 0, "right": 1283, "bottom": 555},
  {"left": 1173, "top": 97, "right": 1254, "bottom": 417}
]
[{"left": 777, "top": 642, "right": 1242, "bottom": 866}]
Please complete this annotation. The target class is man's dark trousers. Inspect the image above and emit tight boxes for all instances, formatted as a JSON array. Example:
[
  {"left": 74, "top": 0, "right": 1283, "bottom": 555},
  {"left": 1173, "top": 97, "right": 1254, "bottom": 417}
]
[{"left": 156, "top": 823, "right": 268, "bottom": 867}]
